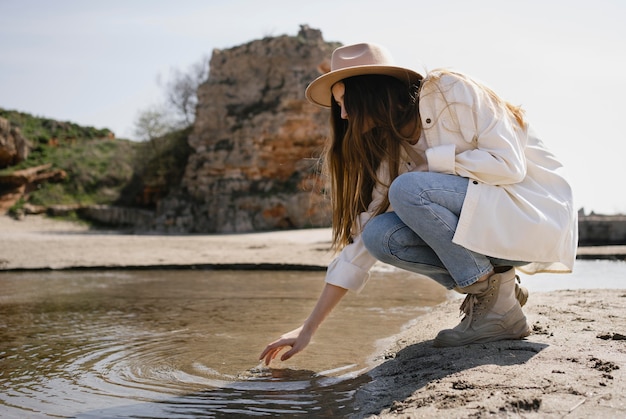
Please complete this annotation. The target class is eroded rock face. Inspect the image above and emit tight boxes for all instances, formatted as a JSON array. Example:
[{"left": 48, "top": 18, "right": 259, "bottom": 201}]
[
  {"left": 157, "top": 26, "right": 338, "bottom": 233},
  {"left": 0, "top": 117, "right": 30, "bottom": 168}
]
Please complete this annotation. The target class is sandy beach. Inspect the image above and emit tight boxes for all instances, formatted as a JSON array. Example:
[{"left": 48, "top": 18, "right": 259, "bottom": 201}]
[{"left": 1, "top": 215, "right": 625, "bottom": 418}]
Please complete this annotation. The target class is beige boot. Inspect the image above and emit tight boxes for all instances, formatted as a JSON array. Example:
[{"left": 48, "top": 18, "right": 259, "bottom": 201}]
[
  {"left": 453, "top": 271, "right": 528, "bottom": 307},
  {"left": 434, "top": 267, "right": 530, "bottom": 347}
]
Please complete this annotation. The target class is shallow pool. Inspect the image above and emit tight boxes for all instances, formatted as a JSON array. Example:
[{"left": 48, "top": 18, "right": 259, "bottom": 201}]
[
  {"left": 0, "top": 268, "right": 446, "bottom": 417},
  {"left": 0, "top": 260, "right": 623, "bottom": 417}
]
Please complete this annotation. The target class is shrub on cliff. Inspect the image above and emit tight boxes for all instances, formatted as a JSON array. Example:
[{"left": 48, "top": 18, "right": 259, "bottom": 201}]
[{"left": 116, "top": 126, "right": 192, "bottom": 208}]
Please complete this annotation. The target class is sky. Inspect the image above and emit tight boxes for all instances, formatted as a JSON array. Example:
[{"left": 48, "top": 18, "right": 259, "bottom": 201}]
[{"left": 1, "top": 0, "right": 625, "bottom": 215}]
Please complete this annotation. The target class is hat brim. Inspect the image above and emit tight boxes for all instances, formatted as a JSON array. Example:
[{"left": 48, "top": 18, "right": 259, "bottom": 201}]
[{"left": 305, "top": 65, "right": 423, "bottom": 108}]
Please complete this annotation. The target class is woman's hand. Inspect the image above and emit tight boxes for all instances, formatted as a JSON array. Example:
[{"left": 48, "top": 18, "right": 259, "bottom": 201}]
[
  {"left": 258, "top": 283, "right": 348, "bottom": 366},
  {"left": 259, "top": 325, "right": 311, "bottom": 366}
]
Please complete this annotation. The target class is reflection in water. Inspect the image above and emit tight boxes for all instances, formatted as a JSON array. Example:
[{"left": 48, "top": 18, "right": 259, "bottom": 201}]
[
  {"left": 5, "top": 260, "right": 620, "bottom": 417},
  {"left": 0, "top": 269, "right": 446, "bottom": 417},
  {"left": 79, "top": 368, "right": 371, "bottom": 418}
]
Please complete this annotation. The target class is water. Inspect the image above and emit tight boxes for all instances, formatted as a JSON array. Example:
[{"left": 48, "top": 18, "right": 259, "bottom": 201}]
[
  {"left": 0, "top": 260, "right": 623, "bottom": 418},
  {"left": 517, "top": 259, "right": 626, "bottom": 291},
  {"left": 0, "top": 268, "right": 446, "bottom": 418}
]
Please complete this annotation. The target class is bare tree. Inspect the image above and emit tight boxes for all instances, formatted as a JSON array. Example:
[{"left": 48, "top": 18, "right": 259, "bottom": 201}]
[
  {"left": 133, "top": 54, "right": 209, "bottom": 142},
  {"left": 133, "top": 105, "right": 173, "bottom": 142},
  {"left": 163, "top": 55, "right": 210, "bottom": 127},
  {"left": 132, "top": 104, "right": 178, "bottom": 187}
]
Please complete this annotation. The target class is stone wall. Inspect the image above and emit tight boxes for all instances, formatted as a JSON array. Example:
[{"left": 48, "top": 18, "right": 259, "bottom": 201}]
[
  {"left": 156, "top": 26, "right": 339, "bottom": 233},
  {"left": 78, "top": 205, "right": 156, "bottom": 229},
  {"left": 578, "top": 214, "right": 626, "bottom": 246}
]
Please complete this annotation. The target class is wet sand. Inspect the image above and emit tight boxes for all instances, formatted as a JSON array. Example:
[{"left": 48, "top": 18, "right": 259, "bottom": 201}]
[
  {"left": 0, "top": 214, "right": 336, "bottom": 271},
  {"left": 1, "top": 215, "right": 625, "bottom": 418}
]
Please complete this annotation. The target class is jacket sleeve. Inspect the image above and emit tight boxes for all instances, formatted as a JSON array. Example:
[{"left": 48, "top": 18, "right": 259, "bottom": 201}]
[
  {"left": 324, "top": 232, "right": 378, "bottom": 293},
  {"left": 424, "top": 74, "right": 528, "bottom": 185}
]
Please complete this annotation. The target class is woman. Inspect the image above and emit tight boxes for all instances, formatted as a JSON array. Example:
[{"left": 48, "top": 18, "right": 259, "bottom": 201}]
[{"left": 260, "top": 43, "right": 577, "bottom": 365}]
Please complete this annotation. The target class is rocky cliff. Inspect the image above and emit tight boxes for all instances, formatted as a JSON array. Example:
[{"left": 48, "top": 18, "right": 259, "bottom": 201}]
[
  {"left": 156, "top": 26, "right": 339, "bottom": 233},
  {"left": 0, "top": 117, "right": 30, "bottom": 168}
]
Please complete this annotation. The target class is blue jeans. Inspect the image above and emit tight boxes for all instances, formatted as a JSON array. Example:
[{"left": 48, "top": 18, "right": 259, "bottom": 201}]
[{"left": 362, "top": 172, "right": 526, "bottom": 289}]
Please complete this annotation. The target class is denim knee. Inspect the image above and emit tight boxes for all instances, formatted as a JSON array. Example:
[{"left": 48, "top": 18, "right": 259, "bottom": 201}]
[
  {"left": 388, "top": 173, "right": 420, "bottom": 210},
  {"left": 361, "top": 219, "right": 384, "bottom": 259}
]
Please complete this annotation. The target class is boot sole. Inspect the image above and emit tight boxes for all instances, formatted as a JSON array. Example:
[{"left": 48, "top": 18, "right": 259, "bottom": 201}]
[{"left": 433, "top": 317, "right": 531, "bottom": 348}]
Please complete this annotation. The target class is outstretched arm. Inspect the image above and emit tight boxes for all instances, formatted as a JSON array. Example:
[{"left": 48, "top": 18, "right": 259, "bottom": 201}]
[{"left": 259, "top": 283, "right": 348, "bottom": 366}]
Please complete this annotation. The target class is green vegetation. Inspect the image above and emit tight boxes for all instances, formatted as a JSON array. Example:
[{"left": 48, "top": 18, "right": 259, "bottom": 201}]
[
  {"left": 0, "top": 109, "right": 113, "bottom": 147},
  {"left": 1, "top": 108, "right": 191, "bottom": 211},
  {"left": 1, "top": 55, "right": 203, "bottom": 214},
  {"left": 32, "top": 139, "right": 138, "bottom": 206}
]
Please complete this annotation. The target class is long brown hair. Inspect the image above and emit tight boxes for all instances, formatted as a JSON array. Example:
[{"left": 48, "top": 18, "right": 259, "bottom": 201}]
[
  {"left": 323, "top": 71, "right": 526, "bottom": 251},
  {"left": 325, "top": 74, "right": 421, "bottom": 250}
]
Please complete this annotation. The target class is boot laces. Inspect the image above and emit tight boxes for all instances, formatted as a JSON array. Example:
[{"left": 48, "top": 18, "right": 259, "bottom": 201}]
[
  {"left": 458, "top": 294, "right": 477, "bottom": 331},
  {"left": 458, "top": 283, "right": 496, "bottom": 331}
]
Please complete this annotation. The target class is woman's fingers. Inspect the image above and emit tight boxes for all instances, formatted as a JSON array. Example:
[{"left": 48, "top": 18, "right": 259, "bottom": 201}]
[
  {"left": 259, "top": 345, "right": 272, "bottom": 361},
  {"left": 263, "top": 350, "right": 275, "bottom": 366},
  {"left": 260, "top": 339, "right": 293, "bottom": 365},
  {"left": 280, "top": 347, "right": 296, "bottom": 362},
  {"left": 260, "top": 327, "right": 306, "bottom": 365},
  {"left": 266, "top": 347, "right": 287, "bottom": 365},
  {"left": 261, "top": 348, "right": 274, "bottom": 366},
  {"left": 279, "top": 336, "right": 308, "bottom": 362}
]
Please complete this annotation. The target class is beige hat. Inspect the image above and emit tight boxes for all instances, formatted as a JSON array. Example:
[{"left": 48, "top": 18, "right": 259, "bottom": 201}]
[{"left": 305, "top": 43, "right": 423, "bottom": 108}]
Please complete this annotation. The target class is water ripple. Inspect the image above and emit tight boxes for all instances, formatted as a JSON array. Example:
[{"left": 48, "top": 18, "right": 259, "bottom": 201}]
[{"left": 0, "top": 269, "right": 452, "bottom": 417}]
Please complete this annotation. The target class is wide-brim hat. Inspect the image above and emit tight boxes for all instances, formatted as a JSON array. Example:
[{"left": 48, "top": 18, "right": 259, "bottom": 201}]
[{"left": 305, "top": 43, "right": 423, "bottom": 108}]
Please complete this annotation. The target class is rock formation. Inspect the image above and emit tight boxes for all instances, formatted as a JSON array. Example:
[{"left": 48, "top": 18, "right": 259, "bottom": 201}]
[
  {"left": 156, "top": 26, "right": 339, "bottom": 233},
  {"left": 0, "top": 164, "right": 66, "bottom": 213},
  {"left": 0, "top": 116, "right": 31, "bottom": 168}
]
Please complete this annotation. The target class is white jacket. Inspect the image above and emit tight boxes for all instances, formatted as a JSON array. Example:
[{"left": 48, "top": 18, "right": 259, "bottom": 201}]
[{"left": 325, "top": 71, "right": 578, "bottom": 293}]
